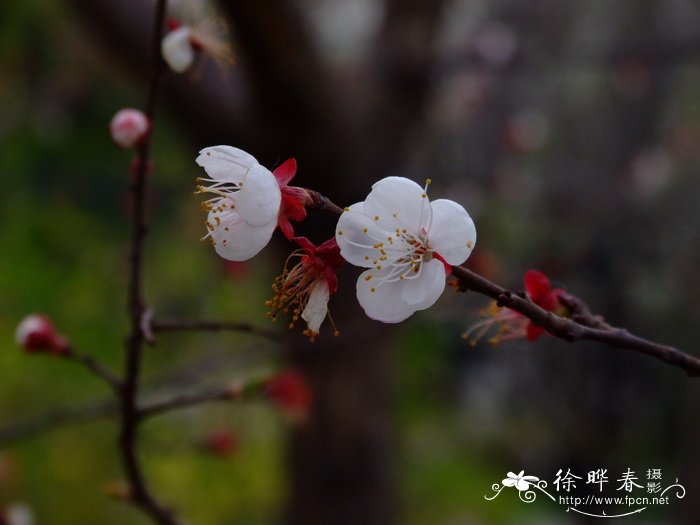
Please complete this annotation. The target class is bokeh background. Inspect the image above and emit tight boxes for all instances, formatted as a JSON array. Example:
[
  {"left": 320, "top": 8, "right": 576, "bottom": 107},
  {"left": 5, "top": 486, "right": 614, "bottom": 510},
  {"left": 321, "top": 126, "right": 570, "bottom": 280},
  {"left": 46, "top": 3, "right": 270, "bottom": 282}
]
[{"left": 1, "top": 0, "right": 700, "bottom": 523}]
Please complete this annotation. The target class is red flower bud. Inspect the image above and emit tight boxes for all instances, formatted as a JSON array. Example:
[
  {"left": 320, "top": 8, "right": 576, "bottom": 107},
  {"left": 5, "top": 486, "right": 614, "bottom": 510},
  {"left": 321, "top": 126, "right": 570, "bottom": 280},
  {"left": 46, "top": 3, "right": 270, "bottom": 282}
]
[{"left": 15, "top": 314, "right": 70, "bottom": 355}]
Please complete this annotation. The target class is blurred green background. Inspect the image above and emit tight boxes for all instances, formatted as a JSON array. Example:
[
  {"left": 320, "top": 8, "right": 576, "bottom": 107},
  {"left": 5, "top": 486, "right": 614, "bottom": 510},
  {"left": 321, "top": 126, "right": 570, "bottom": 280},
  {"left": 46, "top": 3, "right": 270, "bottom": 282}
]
[{"left": 2, "top": 0, "right": 700, "bottom": 524}]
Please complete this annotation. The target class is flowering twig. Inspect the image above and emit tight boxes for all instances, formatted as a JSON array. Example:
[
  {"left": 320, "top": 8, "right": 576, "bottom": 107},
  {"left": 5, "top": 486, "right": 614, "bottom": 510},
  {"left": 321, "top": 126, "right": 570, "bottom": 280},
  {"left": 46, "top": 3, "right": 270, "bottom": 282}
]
[
  {"left": 118, "top": 1, "right": 182, "bottom": 524},
  {"left": 450, "top": 266, "right": 700, "bottom": 377},
  {"left": 151, "top": 318, "right": 282, "bottom": 341},
  {"left": 308, "top": 190, "right": 700, "bottom": 377}
]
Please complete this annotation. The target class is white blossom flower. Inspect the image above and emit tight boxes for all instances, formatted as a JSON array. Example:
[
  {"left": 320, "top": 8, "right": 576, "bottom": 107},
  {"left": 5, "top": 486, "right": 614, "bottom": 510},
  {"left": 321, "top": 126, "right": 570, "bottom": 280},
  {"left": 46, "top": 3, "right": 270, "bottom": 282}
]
[
  {"left": 162, "top": 26, "right": 196, "bottom": 73},
  {"left": 196, "top": 146, "right": 281, "bottom": 261},
  {"left": 161, "top": 15, "right": 234, "bottom": 74},
  {"left": 335, "top": 176, "right": 476, "bottom": 322}
]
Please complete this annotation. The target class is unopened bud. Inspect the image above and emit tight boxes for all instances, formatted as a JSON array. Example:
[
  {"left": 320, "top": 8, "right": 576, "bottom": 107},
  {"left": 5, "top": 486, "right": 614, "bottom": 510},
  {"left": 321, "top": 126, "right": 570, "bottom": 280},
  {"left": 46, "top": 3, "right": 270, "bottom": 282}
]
[
  {"left": 161, "top": 26, "right": 195, "bottom": 73},
  {"left": 109, "top": 108, "right": 149, "bottom": 149},
  {"left": 15, "top": 314, "right": 70, "bottom": 355}
]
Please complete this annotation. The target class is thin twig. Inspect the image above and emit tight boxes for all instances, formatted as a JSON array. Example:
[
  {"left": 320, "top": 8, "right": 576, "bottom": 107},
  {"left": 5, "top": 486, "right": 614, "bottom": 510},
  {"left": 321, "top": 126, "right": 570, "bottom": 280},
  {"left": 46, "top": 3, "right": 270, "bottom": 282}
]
[
  {"left": 309, "top": 191, "right": 700, "bottom": 377},
  {"left": 0, "top": 400, "right": 117, "bottom": 445},
  {"left": 151, "top": 318, "right": 283, "bottom": 341},
  {"left": 138, "top": 386, "right": 243, "bottom": 419},
  {"left": 63, "top": 348, "right": 122, "bottom": 391},
  {"left": 307, "top": 189, "right": 345, "bottom": 216}
]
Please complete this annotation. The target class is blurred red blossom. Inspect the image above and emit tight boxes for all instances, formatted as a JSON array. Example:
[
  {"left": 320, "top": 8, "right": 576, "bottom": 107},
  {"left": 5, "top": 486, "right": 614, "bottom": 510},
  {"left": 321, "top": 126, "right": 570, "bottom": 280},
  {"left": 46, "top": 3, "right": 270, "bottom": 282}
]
[
  {"left": 203, "top": 429, "right": 238, "bottom": 457},
  {"left": 463, "top": 270, "right": 566, "bottom": 345},
  {"left": 265, "top": 370, "right": 313, "bottom": 424}
]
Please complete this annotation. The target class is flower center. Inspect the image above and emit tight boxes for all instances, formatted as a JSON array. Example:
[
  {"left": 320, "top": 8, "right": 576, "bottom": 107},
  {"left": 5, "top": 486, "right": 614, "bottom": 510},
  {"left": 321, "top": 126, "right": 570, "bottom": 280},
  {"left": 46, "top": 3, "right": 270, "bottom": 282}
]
[
  {"left": 195, "top": 177, "right": 244, "bottom": 246},
  {"left": 356, "top": 228, "right": 436, "bottom": 292}
]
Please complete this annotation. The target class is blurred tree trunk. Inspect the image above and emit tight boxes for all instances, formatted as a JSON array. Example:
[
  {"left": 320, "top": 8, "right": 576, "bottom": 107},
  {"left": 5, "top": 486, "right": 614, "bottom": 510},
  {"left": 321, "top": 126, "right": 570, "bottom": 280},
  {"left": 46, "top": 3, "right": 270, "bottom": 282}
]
[{"left": 220, "top": 2, "right": 445, "bottom": 524}]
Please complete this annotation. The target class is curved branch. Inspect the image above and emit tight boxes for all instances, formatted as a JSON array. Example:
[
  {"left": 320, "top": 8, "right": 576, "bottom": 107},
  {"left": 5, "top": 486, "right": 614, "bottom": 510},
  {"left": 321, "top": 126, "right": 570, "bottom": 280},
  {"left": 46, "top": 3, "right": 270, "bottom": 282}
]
[
  {"left": 309, "top": 190, "right": 700, "bottom": 377},
  {"left": 450, "top": 266, "right": 700, "bottom": 377},
  {"left": 119, "top": 1, "right": 182, "bottom": 524}
]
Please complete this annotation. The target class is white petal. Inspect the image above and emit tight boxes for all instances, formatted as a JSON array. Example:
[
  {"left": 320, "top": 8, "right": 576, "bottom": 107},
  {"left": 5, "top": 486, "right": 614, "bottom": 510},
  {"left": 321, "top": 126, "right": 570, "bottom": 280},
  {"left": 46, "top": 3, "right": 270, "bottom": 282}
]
[
  {"left": 427, "top": 199, "right": 476, "bottom": 265},
  {"left": 363, "top": 176, "right": 427, "bottom": 233},
  {"left": 161, "top": 27, "right": 195, "bottom": 73},
  {"left": 196, "top": 145, "right": 259, "bottom": 184},
  {"left": 235, "top": 164, "right": 281, "bottom": 226},
  {"left": 502, "top": 478, "right": 517, "bottom": 487},
  {"left": 356, "top": 268, "right": 418, "bottom": 323},
  {"left": 209, "top": 210, "right": 277, "bottom": 261},
  {"left": 400, "top": 259, "right": 446, "bottom": 308},
  {"left": 335, "top": 203, "right": 387, "bottom": 268},
  {"left": 301, "top": 280, "right": 330, "bottom": 334}
]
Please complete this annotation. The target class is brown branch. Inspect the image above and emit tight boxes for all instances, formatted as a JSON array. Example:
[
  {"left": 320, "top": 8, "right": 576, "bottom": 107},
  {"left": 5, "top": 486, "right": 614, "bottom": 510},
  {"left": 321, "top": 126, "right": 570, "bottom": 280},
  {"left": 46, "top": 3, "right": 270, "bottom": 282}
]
[
  {"left": 118, "top": 1, "right": 181, "bottom": 524},
  {"left": 306, "top": 190, "right": 345, "bottom": 217},
  {"left": 151, "top": 318, "right": 282, "bottom": 342},
  {"left": 309, "top": 191, "right": 700, "bottom": 377},
  {"left": 0, "top": 399, "right": 117, "bottom": 445},
  {"left": 138, "top": 385, "right": 244, "bottom": 419},
  {"left": 63, "top": 348, "right": 122, "bottom": 390},
  {"left": 450, "top": 266, "right": 700, "bottom": 377}
]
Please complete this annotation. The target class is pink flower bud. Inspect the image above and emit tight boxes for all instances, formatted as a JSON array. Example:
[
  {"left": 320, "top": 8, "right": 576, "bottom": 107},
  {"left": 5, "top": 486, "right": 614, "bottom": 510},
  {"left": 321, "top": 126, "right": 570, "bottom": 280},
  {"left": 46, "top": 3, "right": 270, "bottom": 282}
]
[
  {"left": 15, "top": 314, "right": 70, "bottom": 355},
  {"left": 109, "top": 108, "right": 149, "bottom": 149}
]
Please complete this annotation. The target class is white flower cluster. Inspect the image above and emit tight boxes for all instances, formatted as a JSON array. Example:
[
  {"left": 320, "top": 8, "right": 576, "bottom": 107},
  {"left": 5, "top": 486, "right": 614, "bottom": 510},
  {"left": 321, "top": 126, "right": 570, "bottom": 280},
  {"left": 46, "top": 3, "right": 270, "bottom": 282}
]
[{"left": 196, "top": 147, "right": 477, "bottom": 325}]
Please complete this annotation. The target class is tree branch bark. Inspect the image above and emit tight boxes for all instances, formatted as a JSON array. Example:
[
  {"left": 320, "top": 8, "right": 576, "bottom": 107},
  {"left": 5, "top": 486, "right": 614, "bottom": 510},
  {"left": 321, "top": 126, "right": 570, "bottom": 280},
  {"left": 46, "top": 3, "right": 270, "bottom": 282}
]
[{"left": 310, "top": 191, "right": 700, "bottom": 377}]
